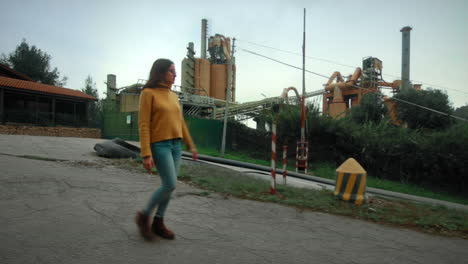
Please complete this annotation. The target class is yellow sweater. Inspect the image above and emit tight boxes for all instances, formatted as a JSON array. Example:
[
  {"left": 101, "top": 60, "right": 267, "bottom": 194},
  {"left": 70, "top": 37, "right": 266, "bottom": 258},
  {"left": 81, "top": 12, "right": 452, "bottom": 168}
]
[{"left": 138, "top": 82, "right": 195, "bottom": 158}]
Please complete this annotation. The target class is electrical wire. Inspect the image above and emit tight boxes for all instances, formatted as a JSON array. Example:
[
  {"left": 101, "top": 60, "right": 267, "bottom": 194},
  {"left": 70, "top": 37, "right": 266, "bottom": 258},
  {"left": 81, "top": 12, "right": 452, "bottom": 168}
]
[
  {"left": 237, "top": 39, "right": 357, "bottom": 69},
  {"left": 240, "top": 47, "right": 468, "bottom": 123},
  {"left": 348, "top": 84, "right": 468, "bottom": 122},
  {"left": 240, "top": 48, "right": 330, "bottom": 79},
  {"left": 237, "top": 39, "right": 468, "bottom": 95}
]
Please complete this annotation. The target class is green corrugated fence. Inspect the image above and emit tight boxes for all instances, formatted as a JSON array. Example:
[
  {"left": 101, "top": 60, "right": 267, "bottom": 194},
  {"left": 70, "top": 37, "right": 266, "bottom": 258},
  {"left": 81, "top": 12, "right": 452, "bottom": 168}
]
[
  {"left": 102, "top": 111, "right": 139, "bottom": 141},
  {"left": 102, "top": 108, "right": 224, "bottom": 150}
]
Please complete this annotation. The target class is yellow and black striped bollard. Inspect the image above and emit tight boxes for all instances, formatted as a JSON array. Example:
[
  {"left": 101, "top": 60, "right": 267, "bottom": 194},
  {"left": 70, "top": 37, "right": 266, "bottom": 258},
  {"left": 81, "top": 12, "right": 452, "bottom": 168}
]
[{"left": 334, "top": 158, "right": 367, "bottom": 205}]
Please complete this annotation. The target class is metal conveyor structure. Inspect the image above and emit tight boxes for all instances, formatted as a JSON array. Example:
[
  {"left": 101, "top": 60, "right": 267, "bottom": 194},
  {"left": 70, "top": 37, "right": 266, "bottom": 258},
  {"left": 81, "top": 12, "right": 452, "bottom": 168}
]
[{"left": 211, "top": 89, "right": 326, "bottom": 120}]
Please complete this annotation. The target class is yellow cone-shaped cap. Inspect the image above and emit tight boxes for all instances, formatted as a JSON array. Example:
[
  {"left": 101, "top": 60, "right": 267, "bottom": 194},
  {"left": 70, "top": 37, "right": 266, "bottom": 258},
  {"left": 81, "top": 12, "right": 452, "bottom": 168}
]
[{"left": 336, "top": 158, "right": 366, "bottom": 174}]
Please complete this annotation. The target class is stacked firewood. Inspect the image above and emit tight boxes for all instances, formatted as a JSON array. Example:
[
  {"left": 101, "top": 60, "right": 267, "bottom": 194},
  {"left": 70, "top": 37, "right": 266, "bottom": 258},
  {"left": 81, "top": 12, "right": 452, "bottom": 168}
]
[{"left": 0, "top": 125, "right": 101, "bottom": 138}]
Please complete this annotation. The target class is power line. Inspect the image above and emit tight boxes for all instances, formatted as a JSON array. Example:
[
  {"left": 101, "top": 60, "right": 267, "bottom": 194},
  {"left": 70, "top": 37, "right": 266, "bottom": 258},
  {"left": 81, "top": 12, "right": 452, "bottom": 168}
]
[
  {"left": 240, "top": 47, "right": 468, "bottom": 123},
  {"left": 237, "top": 39, "right": 357, "bottom": 69},
  {"left": 240, "top": 48, "right": 330, "bottom": 79},
  {"left": 348, "top": 84, "right": 468, "bottom": 122},
  {"left": 237, "top": 39, "right": 468, "bottom": 95}
]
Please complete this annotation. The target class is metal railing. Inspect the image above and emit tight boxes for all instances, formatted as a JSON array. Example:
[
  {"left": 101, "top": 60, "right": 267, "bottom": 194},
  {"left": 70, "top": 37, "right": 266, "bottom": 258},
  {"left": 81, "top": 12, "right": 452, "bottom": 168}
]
[{"left": 213, "top": 89, "right": 326, "bottom": 120}]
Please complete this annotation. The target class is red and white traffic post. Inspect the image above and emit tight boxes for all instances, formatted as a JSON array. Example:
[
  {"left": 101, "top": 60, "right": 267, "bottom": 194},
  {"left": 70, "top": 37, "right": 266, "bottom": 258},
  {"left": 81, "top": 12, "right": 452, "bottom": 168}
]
[
  {"left": 270, "top": 121, "right": 277, "bottom": 194},
  {"left": 282, "top": 145, "right": 287, "bottom": 185}
]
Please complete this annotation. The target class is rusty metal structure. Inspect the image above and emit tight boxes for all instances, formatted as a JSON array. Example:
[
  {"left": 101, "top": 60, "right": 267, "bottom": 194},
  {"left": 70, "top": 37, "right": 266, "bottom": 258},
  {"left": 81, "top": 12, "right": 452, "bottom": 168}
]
[
  {"left": 323, "top": 26, "right": 419, "bottom": 120},
  {"left": 322, "top": 56, "right": 403, "bottom": 118}
]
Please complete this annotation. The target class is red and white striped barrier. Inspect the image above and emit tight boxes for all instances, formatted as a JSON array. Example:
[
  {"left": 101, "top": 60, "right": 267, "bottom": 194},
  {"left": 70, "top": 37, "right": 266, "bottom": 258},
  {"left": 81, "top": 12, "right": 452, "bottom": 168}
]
[
  {"left": 282, "top": 145, "right": 287, "bottom": 185},
  {"left": 270, "top": 122, "right": 277, "bottom": 194},
  {"left": 296, "top": 141, "right": 308, "bottom": 173}
]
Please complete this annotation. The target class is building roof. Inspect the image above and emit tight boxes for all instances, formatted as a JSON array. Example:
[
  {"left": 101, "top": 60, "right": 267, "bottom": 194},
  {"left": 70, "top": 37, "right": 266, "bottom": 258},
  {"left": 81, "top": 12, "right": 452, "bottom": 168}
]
[
  {"left": 0, "top": 63, "right": 34, "bottom": 81},
  {"left": 0, "top": 76, "right": 97, "bottom": 100}
]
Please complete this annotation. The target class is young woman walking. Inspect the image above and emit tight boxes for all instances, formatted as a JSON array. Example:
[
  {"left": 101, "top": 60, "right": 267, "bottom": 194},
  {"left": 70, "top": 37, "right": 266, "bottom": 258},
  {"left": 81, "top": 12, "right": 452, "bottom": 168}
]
[{"left": 136, "top": 58, "right": 197, "bottom": 240}]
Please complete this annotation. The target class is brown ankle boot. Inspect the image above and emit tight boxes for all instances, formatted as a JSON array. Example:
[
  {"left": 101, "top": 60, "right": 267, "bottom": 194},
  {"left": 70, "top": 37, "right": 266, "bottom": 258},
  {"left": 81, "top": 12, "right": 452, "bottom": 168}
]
[
  {"left": 136, "top": 211, "right": 153, "bottom": 240},
  {"left": 152, "top": 217, "right": 175, "bottom": 240}
]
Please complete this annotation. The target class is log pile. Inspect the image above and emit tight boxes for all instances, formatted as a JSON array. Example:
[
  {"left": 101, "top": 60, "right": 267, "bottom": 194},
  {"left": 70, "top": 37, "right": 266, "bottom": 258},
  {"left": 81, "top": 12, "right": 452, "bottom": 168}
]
[{"left": 0, "top": 125, "right": 101, "bottom": 138}]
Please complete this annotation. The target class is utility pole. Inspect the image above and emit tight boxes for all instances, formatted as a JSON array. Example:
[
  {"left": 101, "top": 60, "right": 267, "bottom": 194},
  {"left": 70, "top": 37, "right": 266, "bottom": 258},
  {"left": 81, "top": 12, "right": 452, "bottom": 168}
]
[
  {"left": 297, "top": 8, "right": 308, "bottom": 173},
  {"left": 301, "top": 8, "right": 306, "bottom": 141},
  {"left": 220, "top": 38, "right": 236, "bottom": 157}
]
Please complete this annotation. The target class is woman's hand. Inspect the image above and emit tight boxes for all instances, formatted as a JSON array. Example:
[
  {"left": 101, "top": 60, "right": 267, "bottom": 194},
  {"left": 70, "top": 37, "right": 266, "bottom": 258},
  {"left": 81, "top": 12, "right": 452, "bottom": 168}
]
[
  {"left": 142, "top": 156, "right": 154, "bottom": 174},
  {"left": 191, "top": 149, "right": 198, "bottom": 161}
]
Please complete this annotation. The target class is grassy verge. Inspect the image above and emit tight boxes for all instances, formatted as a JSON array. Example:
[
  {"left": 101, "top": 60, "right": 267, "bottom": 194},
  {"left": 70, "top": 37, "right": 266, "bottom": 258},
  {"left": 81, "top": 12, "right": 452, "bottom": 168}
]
[
  {"left": 178, "top": 164, "right": 468, "bottom": 239},
  {"left": 197, "top": 147, "right": 468, "bottom": 205},
  {"left": 197, "top": 147, "right": 271, "bottom": 167},
  {"left": 108, "top": 155, "right": 468, "bottom": 238},
  {"left": 308, "top": 162, "right": 468, "bottom": 205}
]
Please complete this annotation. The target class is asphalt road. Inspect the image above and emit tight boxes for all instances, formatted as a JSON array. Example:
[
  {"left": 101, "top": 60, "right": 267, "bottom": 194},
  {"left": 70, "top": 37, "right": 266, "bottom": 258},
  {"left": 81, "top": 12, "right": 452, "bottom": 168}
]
[{"left": 1, "top": 134, "right": 467, "bottom": 264}]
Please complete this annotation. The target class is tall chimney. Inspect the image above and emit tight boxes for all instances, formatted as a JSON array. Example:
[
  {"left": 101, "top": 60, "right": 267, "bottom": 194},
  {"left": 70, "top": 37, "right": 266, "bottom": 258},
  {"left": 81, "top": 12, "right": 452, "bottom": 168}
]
[
  {"left": 201, "top": 19, "right": 208, "bottom": 59},
  {"left": 400, "top": 26, "right": 412, "bottom": 91},
  {"left": 107, "top": 74, "right": 117, "bottom": 100}
]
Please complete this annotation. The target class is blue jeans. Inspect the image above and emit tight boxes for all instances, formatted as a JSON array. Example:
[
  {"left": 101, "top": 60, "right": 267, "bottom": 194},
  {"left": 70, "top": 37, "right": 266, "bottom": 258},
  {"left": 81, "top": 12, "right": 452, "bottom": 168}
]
[{"left": 143, "top": 139, "right": 181, "bottom": 218}]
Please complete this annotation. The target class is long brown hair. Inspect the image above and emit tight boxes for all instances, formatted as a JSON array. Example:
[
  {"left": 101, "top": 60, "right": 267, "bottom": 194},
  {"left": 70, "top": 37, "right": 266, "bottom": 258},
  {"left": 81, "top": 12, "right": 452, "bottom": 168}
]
[{"left": 143, "top": 58, "right": 174, "bottom": 88}]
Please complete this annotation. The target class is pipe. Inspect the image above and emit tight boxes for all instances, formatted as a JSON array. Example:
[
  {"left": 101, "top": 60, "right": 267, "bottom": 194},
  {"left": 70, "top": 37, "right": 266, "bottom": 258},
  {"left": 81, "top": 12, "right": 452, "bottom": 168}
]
[
  {"left": 325, "top": 71, "right": 344, "bottom": 89},
  {"left": 280, "top": 86, "right": 301, "bottom": 102},
  {"left": 181, "top": 152, "right": 468, "bottom": 211},
  {"left": 325, "top": 68, "right": 361, "bottom": 91},
  {"left": 325, "top": 82, "right": 349, "bottom": 90},
  {"left": 349, "top": 67, "right": 361, "bottom": 82},
  {"left": 181, "top": 151, "right": 335, "bottom": 185},
  {"left": 221, "top": 36, "right": 231, "bottom": 61},
  {"left": 332, "top": 86, "right": 344, "bottom": 102},
  {"left": 378, "top": 80, "right": 401, "bottom": 88}
]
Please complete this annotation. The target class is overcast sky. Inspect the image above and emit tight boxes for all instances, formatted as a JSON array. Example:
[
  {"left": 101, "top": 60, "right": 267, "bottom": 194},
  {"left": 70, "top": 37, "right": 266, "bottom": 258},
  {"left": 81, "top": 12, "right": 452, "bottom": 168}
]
[{"left": 1, "top": 0, "right": 467, "bottom": 109}]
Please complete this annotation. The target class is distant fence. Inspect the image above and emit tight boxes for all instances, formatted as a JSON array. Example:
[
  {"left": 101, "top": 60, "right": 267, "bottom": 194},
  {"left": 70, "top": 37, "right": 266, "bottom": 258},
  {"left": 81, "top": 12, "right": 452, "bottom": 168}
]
[
  {"left": 102, "top": 111, "right": 139, "bottom": 141},
  {"left": 102, "top": 110, "right": 224, "bottom": 150}
]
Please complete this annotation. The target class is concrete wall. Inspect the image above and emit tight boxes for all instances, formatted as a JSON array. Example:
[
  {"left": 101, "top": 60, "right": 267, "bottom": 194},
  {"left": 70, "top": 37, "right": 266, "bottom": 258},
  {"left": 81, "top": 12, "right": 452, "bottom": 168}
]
[
  {"left": 0, "top": 125, "right": 101, "bottom": 138},
  {"left": 120, "top": 94, "right": 140, "bottom": 113}
]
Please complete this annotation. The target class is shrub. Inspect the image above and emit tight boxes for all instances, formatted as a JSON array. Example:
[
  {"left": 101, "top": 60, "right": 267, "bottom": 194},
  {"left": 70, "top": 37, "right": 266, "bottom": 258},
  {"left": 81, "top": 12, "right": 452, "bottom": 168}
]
[{"left": 394, "top": 88, "right": 454, "bottom": 130}]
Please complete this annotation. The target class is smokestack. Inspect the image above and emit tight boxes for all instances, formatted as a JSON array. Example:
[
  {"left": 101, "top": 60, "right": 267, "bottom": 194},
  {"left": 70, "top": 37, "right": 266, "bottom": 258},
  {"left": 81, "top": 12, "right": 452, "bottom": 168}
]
[
  {"left": 106, "top": 74, "right": 116, "bottom": 100},
  {"left": 201, "top": 19, "right": 208, "bottom": 59},
  {"left": 400, "top": 26, "right": 412, "bottom": 91}
]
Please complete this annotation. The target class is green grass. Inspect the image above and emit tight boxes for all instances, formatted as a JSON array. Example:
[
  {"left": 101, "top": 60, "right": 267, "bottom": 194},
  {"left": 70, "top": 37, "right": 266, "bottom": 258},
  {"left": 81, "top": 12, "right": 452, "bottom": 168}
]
[
  {"left": 308, "top": 162, "right": 468, "bottom": 205},
  {"left": 178, "top": 165, "right": 468, "bottom": 239},
  {"left": 197, "top": 147, "right": 271, "bottom": 167},
  {"left": 112, "top": 152, "right": 468, "bottom": 238},
  {"left": 197, "top": 148, "right": 468, "bottom": 205}
]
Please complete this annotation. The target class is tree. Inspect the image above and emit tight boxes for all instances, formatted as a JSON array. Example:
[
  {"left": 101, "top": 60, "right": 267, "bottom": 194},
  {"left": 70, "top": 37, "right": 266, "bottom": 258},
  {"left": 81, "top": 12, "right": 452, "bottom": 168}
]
[
  {"left": 81, "top": 75, "right": 102, "bottom": 128},
  {"left": 82, "top": 75, "right": 98, "bottom": 98},
  {"left": 0, "top": 39, "right": 67, "bottom": 86},
  {"left": 454, "top": 104, "right": 468, "bottom": 120},
  {"left": 348, "top": 92, "right": 388, "bottom": 124},
  {"left": 394, "top": 88, "right": 454, "bottom": 130}
]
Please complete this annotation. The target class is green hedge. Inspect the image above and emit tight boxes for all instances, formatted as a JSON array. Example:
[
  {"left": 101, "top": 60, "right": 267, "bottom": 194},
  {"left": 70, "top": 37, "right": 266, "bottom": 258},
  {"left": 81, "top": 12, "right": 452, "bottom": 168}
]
[{"left": 256, "top": 105, "right": 468, "bottom": 194}]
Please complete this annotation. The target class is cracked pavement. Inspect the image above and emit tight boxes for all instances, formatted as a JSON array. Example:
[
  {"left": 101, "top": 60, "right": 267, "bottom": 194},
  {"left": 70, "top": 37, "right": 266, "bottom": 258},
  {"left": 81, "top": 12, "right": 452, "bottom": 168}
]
[{"left": 0, "top": 134, "right": 467, "bottom": 263}]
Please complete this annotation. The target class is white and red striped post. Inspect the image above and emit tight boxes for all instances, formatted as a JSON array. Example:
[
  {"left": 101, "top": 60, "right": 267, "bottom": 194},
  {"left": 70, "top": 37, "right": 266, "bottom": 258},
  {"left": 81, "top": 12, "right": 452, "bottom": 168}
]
[
  {"left": 304, "top": 141, "right": 309, "bottom": 173},
  {"left": 270, "top": 121, "right": 277, "bottom": 194},
  {"left": 283, "top": 145, "right": 288, "bottom": 184},
  {"left": 296, "top": 141, "right": 308, "bottom": 173},
  {"left": 295, "top": 145, "right": 299, "bottom": 173}
]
